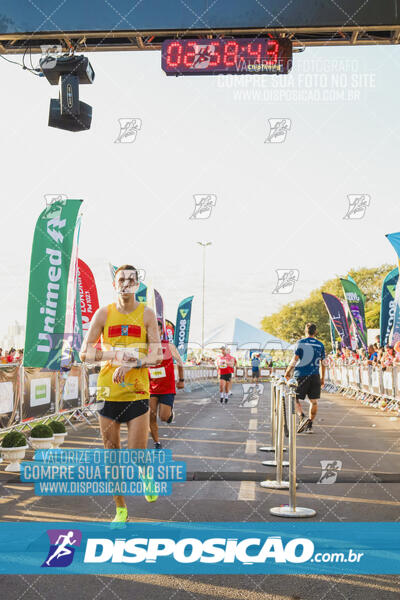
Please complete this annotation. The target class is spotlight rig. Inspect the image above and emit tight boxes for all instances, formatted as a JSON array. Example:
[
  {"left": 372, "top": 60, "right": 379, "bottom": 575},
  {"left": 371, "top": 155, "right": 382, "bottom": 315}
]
[{"left": 40, "top": 54, "right": 95, "bottom": 132}]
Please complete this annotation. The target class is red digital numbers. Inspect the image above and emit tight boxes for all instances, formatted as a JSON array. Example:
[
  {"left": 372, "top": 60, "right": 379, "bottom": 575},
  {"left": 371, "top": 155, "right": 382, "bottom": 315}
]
[
  {"left": 162, "top": 38, "right": 289, "bottom": 74},
  {"left": 247, "top": 42, "right": 262, "bottom": 63},
  {"left": 223, "top": 41, "right": 239, "bottom": 67},
  {"left": 165, "top": 41, "right": 182, "bottom": 68},
  {"left": 183, "top": 41, "right": 196, "bottom": 68},
  {"left": 208, "top": 41, "right": 221, "bottom": 67},
  {"left": 266, "top": 40, "right": 279, "bottom": 64}
]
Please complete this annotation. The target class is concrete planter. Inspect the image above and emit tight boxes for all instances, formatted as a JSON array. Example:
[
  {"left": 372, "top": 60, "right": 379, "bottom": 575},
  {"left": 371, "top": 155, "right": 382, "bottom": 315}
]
[
  {"left": 52, "top": 432, "right": 67, "bottom": 448},
  {"left": 28, "top": 436, "right": 55, "bottom": 450},
  {"left": 0, "top": 445, "right": 29, "bottom": 472}
]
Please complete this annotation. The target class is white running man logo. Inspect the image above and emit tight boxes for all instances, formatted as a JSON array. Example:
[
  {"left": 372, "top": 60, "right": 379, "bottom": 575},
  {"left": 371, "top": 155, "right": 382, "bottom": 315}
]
[{"left": 46, "top": 531, "right": 78, "bottom": 566}]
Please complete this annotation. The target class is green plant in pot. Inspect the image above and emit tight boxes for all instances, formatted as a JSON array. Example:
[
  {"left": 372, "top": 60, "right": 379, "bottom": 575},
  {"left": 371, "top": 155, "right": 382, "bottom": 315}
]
[
  {"left": 48, "top": 420, "right": 67, "bottom": 448},
  {"left": 0, "top": 430, "right": 28, "bottom": 472},
  {"left": 29, "top": 423, "right": 54, "bottom": 450}
]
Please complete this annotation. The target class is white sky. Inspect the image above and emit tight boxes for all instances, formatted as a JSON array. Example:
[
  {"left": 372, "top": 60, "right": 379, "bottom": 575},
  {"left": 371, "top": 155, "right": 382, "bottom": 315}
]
[{"left": 1, "top": 43, "right": 400, "bottom": 344}]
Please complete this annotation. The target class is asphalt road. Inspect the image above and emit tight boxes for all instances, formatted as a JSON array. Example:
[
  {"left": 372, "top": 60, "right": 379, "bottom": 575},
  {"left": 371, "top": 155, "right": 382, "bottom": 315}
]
[{"left": 1, "top": 381, "right": 400, "bottom": 599}]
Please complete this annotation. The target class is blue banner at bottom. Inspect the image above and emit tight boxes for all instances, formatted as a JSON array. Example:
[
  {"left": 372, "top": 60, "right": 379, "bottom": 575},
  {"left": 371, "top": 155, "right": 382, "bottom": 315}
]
[{"left": 0, "top": 522, "right": 399, "bottom": 574}]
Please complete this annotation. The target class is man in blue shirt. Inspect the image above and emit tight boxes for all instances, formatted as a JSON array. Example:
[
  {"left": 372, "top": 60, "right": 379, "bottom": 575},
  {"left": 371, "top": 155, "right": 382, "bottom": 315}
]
[
  {"left": 251, "top": 353, "right": 261, "bottom": 384},
  {"left": 285, "top": 322, "right": 326, "bottom": 434}
]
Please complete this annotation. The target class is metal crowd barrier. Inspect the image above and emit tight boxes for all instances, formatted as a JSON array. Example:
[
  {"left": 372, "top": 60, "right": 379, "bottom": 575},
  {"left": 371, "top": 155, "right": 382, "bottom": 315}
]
[
  {"left": 259, "top": 376, "right": 316, "bottom": 518},
  {"left": 324, "top": 363, "right": 400, "bottom": 413},
  {"left": 0, "top": 364, "right": 220, "bottom": 434}
]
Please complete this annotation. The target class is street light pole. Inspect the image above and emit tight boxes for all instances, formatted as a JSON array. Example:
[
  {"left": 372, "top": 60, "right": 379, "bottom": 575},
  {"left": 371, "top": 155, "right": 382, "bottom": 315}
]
[{"left": 197, "top": 242, "right": 212, "bottom": 353}]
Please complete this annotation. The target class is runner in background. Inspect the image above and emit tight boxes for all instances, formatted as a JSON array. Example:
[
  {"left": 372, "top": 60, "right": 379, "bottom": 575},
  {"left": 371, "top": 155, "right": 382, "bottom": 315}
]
[
  {"left": 80, "top": 264, "right": 162, "bottom": 524},
  {"left": 285, "top": 322, "right": 326, "bottom": 434},
  {"left": 149, "top": 320, "right": 185, "bottom": 449},
  {"left": 215, "top": 346, "right": 234, "bottom": 403},
  {"left": 251, "top": 353, "right": 261, "bottom": 384}
]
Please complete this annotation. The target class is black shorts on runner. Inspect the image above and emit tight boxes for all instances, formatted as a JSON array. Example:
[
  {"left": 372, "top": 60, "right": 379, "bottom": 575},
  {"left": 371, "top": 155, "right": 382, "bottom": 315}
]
[
  {"left": 150, "top": 393, "right": 175, "bottom": 407},
  {"left": 98, "top": 399, "right": 149, "bottom": 423},
  {"left": 220, "top": 373, "right": 232, "bottom": 382},
  {"left": 296, "top": 374, "right": 321, "bottom": 400},
  {"left": 252, "top": 368, "right": 260, "bottom": 378}
]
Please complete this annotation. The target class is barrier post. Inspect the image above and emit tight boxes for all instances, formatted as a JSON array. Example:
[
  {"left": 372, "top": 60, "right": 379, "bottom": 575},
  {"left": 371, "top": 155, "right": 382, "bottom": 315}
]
[
  {"left": 19, "top": 365, "right": 24, "bottom": 424},
  {"left": 259, "top": 375, "right": 287, "bottom": 453},
  {"left": 270, "top": 379, "right": 316, "bottom": 518},
  {"left": 262, "top": 377, "right": 289, "bottom": 467},
  {"left": 260, "top": 377, "right": 289, "bottom": 489}
]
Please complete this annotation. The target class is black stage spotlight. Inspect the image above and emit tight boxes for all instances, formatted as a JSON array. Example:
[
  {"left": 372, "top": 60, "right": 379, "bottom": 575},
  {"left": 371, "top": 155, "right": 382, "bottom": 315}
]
[{"left": 40, "top": 54, "right": 95, "bottom": 132}]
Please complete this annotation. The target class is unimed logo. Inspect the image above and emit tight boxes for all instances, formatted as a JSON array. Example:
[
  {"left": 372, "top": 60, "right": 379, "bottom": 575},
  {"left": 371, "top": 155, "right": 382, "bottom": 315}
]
[{"left": 83, "top": 536, "right": 315, "bottom": 564}]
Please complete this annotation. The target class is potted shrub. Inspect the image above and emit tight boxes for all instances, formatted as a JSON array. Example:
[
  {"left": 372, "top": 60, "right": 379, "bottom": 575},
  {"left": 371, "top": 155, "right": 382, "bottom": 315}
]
[
  {"left": 48, "top": 420, "right": 67, "bottom": 448},
  {"left": 0, "top": 431, "right": 28, "bottom": 472},
  {"left": 28, "top": 424, "right": 54, "bottom": 450}
]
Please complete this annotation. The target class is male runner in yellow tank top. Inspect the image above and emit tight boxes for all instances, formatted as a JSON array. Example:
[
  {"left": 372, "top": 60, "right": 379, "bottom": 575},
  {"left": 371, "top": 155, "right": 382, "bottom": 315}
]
[{"left": 80, "top": 264, "right": 162, "bottom": 523}]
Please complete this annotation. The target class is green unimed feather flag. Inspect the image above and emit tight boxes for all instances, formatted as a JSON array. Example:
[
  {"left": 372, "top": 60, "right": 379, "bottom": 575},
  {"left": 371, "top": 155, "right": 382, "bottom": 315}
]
[{"left": 23, "top": 200, "right": 82, "bottom": 370}]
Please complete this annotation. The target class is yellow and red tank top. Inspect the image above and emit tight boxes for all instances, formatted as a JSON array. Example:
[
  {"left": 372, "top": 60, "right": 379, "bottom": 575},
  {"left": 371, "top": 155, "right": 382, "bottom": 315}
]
[{"left": 97, "top": 302, "right": 149, "bottom": 402}]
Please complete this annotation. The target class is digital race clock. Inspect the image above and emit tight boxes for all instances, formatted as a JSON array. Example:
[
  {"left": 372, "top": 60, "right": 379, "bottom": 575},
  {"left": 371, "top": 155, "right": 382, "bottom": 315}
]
[{"left": 161, "top": 38, "right": 292, "bottom": 76}]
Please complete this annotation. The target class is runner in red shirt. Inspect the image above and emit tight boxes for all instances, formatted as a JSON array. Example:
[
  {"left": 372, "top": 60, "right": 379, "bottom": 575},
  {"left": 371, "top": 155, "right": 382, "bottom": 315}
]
[
  {"left": 149, "top": 321, "right": 185, "bottom": 449},
  {"left": 215, "top": 346, "right": 234, "bottom": 404}
]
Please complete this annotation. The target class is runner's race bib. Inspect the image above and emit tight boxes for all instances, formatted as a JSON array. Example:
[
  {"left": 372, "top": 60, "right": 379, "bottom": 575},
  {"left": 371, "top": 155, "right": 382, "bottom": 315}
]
[
  {"left": 149, "top": 367, "right": 166, "bottom": 379},
  {"left": 219, "top": 361, "right": 227, "bottom": 368}
]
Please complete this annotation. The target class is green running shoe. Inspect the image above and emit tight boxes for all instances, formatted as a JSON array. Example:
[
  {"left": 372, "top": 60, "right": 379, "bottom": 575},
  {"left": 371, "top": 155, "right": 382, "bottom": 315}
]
[{"left": 111, "top": 506, "right": 128, "bottom": 526}]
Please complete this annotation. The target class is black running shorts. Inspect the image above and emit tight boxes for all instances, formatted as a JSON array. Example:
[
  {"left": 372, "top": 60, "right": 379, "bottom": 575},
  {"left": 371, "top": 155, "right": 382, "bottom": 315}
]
[
  {"left": 99, "top": 399, "right": 149, "bottom": 423},
  {"left": 296, "top": 374, "right": 321, "bottom": 400},
  {"left": 220, "top": 373, "right": 232, "bottom": 382},
  {"left": 150, "top": 393, "right": 175, "bottom": 407}
]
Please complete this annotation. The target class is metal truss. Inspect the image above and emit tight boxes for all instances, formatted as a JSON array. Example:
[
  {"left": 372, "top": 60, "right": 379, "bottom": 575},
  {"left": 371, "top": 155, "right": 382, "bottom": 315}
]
[{"left": 1, "top": 25, "right": 400, "bottom": 55}]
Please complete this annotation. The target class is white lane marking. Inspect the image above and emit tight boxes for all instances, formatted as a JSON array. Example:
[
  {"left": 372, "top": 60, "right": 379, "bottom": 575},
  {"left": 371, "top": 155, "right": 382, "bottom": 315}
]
[
  {"left": 245, "top": 439, "right": 257, "bottom": 454},
  {"left": 251, "top": 407, "right": 258, "bottom": 414},
  {"left": 249, "top": 419, "right": 257, "bottom": 431},
  {"left": 238, "top": 470, "right": 256, "bottom": 501}
]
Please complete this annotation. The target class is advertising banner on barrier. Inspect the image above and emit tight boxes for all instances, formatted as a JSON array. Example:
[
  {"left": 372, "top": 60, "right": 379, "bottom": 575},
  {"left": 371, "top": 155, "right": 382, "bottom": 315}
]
[
  {"left": 23, "top": 200, "right": 83, "bottom": 370},
  {"left": 0, "top": 365, "right": 21, "bottom": 429},
  {"left": 58, "top": 365, "right": 82, "bottom": 411},
  {"left": 340, "top": 278, "right": 368, "bottom": 350},
  {"left": 380, "top": 267, "right": 398, "bottom": 347},
  {"left": 174, "top": 296, "right": 194, "bottom": 362},
  {"left": 322, "top": 293, "right": 352, "bottom": 349},
  {"left": 360, "top": 366, "right": 371, "bottom": 392},
  {"left": 21, "top": 368, "right": 57, "bottom": 421},
  {"left": 371, "top": 368, "right": 382, "bottom": 397}
]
